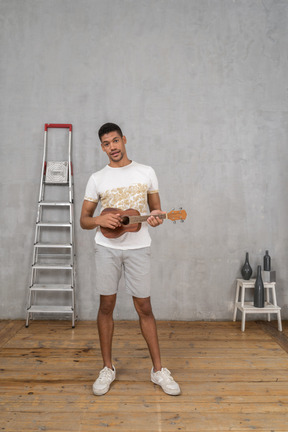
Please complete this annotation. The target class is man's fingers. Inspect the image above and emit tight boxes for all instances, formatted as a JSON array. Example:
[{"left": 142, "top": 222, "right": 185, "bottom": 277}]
[
  {"left": 100, "top": 213, "right": 122, "bottom": 228},
  {"left": 147, "top": 215, "right": 163, "bottom": 227},
  {"left": 107, "top": 214, "right": 121, "bottom": 228}
]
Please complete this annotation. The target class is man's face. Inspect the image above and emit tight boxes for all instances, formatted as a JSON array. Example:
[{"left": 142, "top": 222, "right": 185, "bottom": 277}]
[{"left": 100, "top": 131, "right": 127, "bottom": 163}]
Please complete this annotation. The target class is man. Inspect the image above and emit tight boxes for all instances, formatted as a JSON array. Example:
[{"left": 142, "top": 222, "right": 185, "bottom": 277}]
[{"left": 80, "top": 123, "right": 180, "bottom": 396}]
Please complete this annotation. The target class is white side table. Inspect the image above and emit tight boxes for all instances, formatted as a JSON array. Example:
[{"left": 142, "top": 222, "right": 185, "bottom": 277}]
[{"left": 233, "top": 278, "right": 282, "bottom": 332}]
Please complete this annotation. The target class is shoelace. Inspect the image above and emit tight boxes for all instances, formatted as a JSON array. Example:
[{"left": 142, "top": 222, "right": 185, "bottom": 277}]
[
  {"left": 157, "top": 368, "right": 174, "bottom": 381},
  {"left": 99, "top": 367, "right": 113, "bottom": 381}
]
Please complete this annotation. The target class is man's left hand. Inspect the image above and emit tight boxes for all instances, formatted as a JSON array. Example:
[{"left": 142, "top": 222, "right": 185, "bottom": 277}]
[{"left": 147, "top": 210, "right": 165, "bottom": 227}]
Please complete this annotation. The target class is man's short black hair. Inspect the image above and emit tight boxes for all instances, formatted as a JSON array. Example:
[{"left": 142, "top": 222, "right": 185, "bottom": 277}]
[{"left": 98, "top": 123, "right": 123, "bottom": 140}]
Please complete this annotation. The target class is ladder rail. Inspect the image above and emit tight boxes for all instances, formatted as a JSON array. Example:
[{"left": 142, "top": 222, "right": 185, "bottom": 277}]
[
  {"left": 68, "top": 131, "right": 76, "bottom": 298},
  {"left": 68, "top": 129, "right": 73, "bottom": 204},
  {"left": 38, "top": 130, "right": 47, "bottom": 203}
]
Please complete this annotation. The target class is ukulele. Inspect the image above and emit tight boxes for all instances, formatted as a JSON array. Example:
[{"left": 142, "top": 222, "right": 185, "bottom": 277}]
[{"left": 100, "top": 207, "right": 187, "bottom": 238}]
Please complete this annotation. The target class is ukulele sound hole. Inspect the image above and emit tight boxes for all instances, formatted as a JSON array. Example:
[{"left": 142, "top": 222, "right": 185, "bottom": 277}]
[{"left": 121, "top": 216, "right": 130, "bottom": 225}]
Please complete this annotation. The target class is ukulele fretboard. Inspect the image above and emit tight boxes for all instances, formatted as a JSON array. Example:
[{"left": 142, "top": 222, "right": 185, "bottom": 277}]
[{"left": 124, "top": 213, "right": 167, "bottom": 225}]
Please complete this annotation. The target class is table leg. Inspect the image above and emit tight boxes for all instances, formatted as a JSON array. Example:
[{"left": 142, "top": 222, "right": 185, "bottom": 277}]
[
  {"left": 241, "top": 310, "right": 246, "bottom": 332},
  {"left": 233, "top": 281, "right": 240, "bottom": 321}
]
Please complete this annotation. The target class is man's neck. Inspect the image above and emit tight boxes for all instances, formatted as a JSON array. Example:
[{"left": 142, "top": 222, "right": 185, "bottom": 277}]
[{"left": 108, "top": 157, "right": 132, "bottom": 168}]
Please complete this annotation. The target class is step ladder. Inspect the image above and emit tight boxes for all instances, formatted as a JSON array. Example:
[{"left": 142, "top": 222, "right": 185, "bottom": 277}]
[{"left": 26, "top": 124, "right": 76, "bottom": 327}]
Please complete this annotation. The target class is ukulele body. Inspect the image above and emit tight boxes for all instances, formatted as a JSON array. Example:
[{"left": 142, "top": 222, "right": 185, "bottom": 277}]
[{"left": 100, "top": 208, "right": 141, "bottom": 238}]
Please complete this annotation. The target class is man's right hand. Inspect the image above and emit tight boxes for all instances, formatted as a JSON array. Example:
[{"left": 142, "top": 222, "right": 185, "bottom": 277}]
[{"left": 97, "top": 212, "right": 122, "bottom": 229}]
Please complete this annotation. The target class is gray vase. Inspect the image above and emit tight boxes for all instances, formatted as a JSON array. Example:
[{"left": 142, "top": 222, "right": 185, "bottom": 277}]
[
  {"left": 241, "top": 252, "right": 252, "bottom": 280},
  {"left": 254, "top": 265, "right": 265, "bottom": 308}
]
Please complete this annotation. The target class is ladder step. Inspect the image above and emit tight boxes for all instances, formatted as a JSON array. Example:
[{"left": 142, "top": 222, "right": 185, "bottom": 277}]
[
  {"left": 32, "top": 263, "right": 73, "bottom": 270},
  {"left": 44, "top": 181, "right": 69, "bottom": 185},
  {"left": 36, "top": 254, "right": 73, "bottom": 260},
  {"left": 30, "top": 284, "right": 73, "bottom": 291},
  {"left": 35, "top": 243, "right": 72, "bottom": 248},
  {"left": 37, "top": 222, "right": 71, "bottom": 227},
  {"left": 39, "top": 201, "right": 72, "bottom": 206},
  {"left": 27, "top": 305, "right": 73, "bottom": 314}
]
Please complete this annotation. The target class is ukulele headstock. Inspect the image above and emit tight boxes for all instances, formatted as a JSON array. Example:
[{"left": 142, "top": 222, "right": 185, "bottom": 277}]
[{"left": 167, "top": 208, "right": 187, "bottom": 223}]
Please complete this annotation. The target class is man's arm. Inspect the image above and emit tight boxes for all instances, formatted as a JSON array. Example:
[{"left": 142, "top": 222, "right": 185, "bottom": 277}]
[
  {"left": 147, "top": 193, "right": 165, "bottom": 227},
  {"left": 80, "top": 200, "right": 122, "bottom": 230}
]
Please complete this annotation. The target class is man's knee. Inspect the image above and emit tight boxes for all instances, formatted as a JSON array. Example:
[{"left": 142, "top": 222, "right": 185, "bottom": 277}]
[
  {"left": 98, "top": 295, "right": 116, "bottom": 316},
  {"left": 133, "top": 297, "right": 153, "bottom": 318}
]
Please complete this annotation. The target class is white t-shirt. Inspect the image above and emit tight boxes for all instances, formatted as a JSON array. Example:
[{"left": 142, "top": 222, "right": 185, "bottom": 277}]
[{"left": 84, "top": 161, "right": 159, "bottom": 249}]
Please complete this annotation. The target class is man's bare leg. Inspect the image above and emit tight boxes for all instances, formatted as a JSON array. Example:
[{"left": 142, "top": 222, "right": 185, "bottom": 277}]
[
  {"left": 133, "top": 296, "right": 162, "bottom": 371},
  {"left": 97, "top": 294, "right": 117, "bottom": 369}
]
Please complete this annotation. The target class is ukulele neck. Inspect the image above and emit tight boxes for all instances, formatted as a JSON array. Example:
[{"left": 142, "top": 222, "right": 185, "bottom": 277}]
[{"left": 125, "top": 213, "right": 167, "bottom": 225}]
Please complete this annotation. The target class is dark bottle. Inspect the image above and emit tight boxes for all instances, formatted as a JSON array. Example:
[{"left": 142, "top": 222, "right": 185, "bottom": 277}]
[
  {"left": 254, "top": 265, "right": 265, "bottom": 308},
  {"left": 241, "top": 252, "right": 252, "bottom": 280},
  {"left": 263, "top": 250, "right": 271, "bottom": 271}
]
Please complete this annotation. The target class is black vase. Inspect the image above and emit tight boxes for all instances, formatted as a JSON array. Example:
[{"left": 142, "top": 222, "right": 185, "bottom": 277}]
[
  {"left": 263, "top": 250, "right": 271, "bottom": 271},
  {"left": 254, "top": 265, "right": 265, "bottom": 308},
  {"left": 241, "top": 252, "right": 252, "bottom": 280}
]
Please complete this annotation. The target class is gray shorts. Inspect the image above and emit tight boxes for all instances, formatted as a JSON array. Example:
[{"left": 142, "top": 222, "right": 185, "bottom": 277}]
[{"left": 94, "top": 244, "right": 151, "bottom": 298}]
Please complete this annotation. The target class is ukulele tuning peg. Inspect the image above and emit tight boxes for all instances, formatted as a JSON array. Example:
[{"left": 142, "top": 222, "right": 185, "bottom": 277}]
[
  {"left": 180, "top": 219, "right": 184, "bottom": 223},
  {"left": 173, "top": 220, "right": 176, "bottom": 224}
]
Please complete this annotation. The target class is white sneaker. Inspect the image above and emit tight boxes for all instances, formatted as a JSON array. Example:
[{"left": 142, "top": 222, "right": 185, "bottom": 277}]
[
  {"left": 151, "top": 367, "right": 181, "bottom": 395},
  {"left": 92, "top": 366, "right": 116, "bottom": 396}
]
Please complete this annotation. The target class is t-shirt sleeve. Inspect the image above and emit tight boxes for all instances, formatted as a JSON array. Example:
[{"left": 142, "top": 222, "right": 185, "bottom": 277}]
[
  {"left": 147, "top": 167, "right": 159, "bottom": 195},
  {"left": 84, "top": 175, "right": 98, "bottom": 203}
]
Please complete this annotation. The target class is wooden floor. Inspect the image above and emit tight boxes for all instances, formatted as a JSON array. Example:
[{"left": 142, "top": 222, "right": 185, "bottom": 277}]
[{"left": 1, "top": 319, "right": 288, "bottom": 431}]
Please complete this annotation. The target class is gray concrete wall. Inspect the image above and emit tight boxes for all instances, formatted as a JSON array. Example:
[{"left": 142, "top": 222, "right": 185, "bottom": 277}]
[{"left": 1, "top": 0, "right": 287, "bottom": 321}]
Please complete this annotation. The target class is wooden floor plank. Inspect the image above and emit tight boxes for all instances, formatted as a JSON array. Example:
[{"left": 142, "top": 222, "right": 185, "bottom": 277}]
[
  {"left": 1, "top": 411, "right": 288, "bottom": 431},
  {"left": 1, "top": 394, "right": 288, "bottom": 413},
  {"left": 4, "top": 337, "right": 280, "bottom": 350},
  {"left": 1, "top": 351, "right": 287, "bottom": 367},
  {"left": 1, "top": 320, "right": 288, "bottom": 431},
  {"left": 2, "top": 380, "right": 288, "bottom": 396},
  {"left": 1, "top": 345, "right": 285, "bottom": 357}
]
